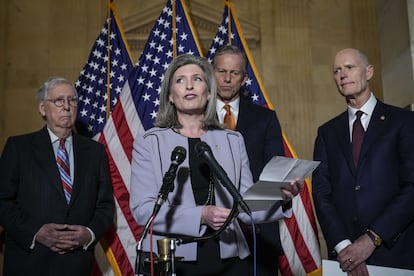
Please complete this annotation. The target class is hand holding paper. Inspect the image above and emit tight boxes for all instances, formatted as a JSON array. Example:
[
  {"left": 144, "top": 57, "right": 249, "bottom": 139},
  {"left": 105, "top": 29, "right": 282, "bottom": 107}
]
[
  {"left": 281, "top": 177, "right": 304, "bottom": 201},
  {"left": 242, "top": 156, "right": 320, "bottom": 212}
]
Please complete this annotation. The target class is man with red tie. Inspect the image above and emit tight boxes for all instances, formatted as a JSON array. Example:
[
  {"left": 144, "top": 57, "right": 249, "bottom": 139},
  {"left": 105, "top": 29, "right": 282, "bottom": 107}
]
[
  {"left": 0, "top": 77, "right": 114, "bottom": 275},
  {"left": 313, "top": 48, "right": 414, "bottom": 275}
]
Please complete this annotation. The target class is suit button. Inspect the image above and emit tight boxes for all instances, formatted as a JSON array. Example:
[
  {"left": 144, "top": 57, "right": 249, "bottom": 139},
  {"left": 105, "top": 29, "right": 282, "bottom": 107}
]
[{"left": 355, "top": 185, "right": 361, "bottom": 191}]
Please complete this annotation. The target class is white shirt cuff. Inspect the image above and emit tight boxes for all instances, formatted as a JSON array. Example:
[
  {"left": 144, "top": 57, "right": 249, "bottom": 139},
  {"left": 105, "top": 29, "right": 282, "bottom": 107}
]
[
  {"left": 29, "top": 234, "right": 37, "bottom": 250},
  {"left": 335, "top": 239, "right": 352, "bottom": 254},
  {"left": 83, "top": 227, "right": 96, "bottom": 250}
]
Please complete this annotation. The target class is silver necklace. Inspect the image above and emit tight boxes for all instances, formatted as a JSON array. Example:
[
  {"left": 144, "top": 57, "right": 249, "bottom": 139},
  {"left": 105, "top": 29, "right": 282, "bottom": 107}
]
[{"left": 202, "top": 173, "right": 214, "bottom": 205}]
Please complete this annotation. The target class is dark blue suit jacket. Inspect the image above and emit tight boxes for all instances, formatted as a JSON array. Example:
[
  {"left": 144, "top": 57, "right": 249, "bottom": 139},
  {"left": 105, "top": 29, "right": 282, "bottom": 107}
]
[
  {"left": 313, "top": 100, "right": 414, "bottom": 270},
  {"left": 237, "top": 96, "right": 285, "bottom": 182},
  {"left": 236, "top": 96, "right": 285, "bottom": 267}
]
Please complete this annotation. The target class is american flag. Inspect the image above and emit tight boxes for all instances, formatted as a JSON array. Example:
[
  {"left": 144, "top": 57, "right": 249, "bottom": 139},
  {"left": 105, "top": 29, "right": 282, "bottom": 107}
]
[
  {"left": 124, "top": 0, "right": 202, "bottom": 131},
  {"left": 75, "top": 3, "right": 134, "bottom": 139},
  {"left": 207, "top": 1, "right": 322, "bottom": 275},
  {"left": 206, "top": 10, "right": 268, "bottom": 108},
  {"left": 74, "top": 2, "right": 136, "bottom": 275},
  {"left": 75, "top": 0, "right": 203, "bottom": 275}
]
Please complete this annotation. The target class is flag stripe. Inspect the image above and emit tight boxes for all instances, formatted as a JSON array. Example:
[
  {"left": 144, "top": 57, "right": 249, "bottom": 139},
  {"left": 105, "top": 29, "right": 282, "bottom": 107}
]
[
  {"left": 108, "top": 105, "right": 134, "bottom": 162},
  {"left": 281, "top": 136, "right": 321, "bottom": 274},
  {"left": 283, "top": 133, "right": 320, "bottom": 237},
  {"left": 98, "top": 112, "right": 143, "bottom": 273},
  {"left": 74, "top": 2, "right": 136, "bottom": 275},
  {"left": 279, "top": 220, "right": 305, "bottom": 275},
  {"left": 100, "top": 134, "right": 140, "bottom": 237},
  {"left": 104, "top": 224, "right": 134, "bottom": 275}
]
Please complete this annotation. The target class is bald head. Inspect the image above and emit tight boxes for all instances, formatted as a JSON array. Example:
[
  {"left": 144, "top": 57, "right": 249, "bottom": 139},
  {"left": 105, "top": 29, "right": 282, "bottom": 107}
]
[
  {"left": 332, "top": 48, "right": 374, "bottom": 107},
  {"left": 334, "top": 48, "right": 370, "bottom": 67}
]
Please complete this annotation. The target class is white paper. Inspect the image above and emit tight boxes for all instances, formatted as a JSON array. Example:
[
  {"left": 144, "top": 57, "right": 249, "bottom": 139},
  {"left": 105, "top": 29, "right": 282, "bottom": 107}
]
[
  {"left": 322, "top": 259, "right": 414, "bottom": 276},
  {"left": 242, "top": 156, "right": 320, "bottom": 212}
]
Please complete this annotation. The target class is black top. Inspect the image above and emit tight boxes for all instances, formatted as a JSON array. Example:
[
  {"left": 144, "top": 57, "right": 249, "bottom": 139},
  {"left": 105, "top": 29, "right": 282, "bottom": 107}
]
[{"left": 188, "top": 138, "right": 214, "bottom": 205}]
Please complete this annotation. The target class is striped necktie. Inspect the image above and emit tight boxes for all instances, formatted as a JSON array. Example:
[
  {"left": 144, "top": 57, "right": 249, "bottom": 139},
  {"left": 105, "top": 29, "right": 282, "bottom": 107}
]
[{"left": 57, "top": 138, "right": 72, "bottom": 203}]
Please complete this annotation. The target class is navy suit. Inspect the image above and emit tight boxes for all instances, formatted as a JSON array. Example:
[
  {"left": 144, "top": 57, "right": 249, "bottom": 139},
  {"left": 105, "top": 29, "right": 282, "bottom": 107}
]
[
  {"left": 237, "top": 96, "right": 285, "bottom": 181},
  {"left": 313, "top": 100, "right": 414, "bottom": 269},
  {"left": 236, "top": 96, "right": 285, "bottom": 275},
  {"left": 0, "top": 127, "right": 115, "bottom": 275}
]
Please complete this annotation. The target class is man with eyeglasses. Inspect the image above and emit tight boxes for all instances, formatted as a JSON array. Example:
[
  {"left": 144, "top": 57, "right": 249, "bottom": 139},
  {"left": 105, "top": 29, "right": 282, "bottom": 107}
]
[
  {"left": 213, "top": 45, "right": 286, "bottom": 276},
  {"left": 0, "top": 77, "right": 114, "bottom": 275}
]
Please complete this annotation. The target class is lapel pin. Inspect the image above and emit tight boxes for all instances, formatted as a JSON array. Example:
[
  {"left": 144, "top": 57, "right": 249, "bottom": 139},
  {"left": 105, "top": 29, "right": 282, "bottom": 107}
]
[{"left": 380, "top": 115, "right": 385, "bottom": 121}]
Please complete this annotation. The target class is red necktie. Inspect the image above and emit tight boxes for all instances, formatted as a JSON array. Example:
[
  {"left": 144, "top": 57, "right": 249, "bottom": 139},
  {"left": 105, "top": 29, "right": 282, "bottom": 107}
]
[
  {"left": 57, "top": 138, "right": 72, "bottom": 203},
  {"left": 224, "top": 104, "right": 236, "bottom": 130},
  {"left": 352, "top": 111, "right": 365, "bottom": 167}
]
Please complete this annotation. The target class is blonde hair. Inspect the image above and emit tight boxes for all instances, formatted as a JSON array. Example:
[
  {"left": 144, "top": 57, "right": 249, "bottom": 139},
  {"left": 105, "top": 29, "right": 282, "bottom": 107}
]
[{"left": 155, "top": 54, "right": 221, "bottom": 130}]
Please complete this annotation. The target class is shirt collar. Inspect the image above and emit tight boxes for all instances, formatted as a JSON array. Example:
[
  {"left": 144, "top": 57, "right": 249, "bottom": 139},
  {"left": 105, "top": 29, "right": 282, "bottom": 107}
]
[
  {"left": 347, "top": 92, "right": 377, "bottom": 119},
  {"left": 216, "top": 97, "right": 240, "bottom": 112},
  {"left": 47, "top": 127, "right": 73, "bottom": 145}
]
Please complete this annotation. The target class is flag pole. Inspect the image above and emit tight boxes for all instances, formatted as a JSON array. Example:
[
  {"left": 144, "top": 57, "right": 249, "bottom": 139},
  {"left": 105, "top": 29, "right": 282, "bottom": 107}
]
[
  {"left": 226, "top": 0, "right": 232, "bottom": 44},
  {"left": 105, "top": 0, "right": 112, "bottom": 119},
  {"left": 172, "top": 0, "right": 177, "bottom": 58}
]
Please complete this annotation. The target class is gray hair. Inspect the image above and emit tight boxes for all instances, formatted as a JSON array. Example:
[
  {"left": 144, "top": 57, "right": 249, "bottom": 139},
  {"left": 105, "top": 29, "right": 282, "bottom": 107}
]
[
  {"left": 212, "top": 45, "right": 248, "bottom": 75},
  {"left": 155, "top": 54, "right": 221, "bottom": 130},
  {"left": 36, "top": 77, "right": 77, "bottom": 103},
  {"left": 357, "top": 49, "right": 370, "bottom": 67}
]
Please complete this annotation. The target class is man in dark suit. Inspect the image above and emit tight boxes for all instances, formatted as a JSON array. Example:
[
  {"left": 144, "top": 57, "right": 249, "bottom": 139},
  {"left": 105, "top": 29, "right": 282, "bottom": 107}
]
[
  {"left": 313, "top": 48, "right": 414, "bottom": 275},
  {"left": 213, "top": 45, "right": 285, "bottom": 276},
  {"left": 0, "top": 77, "right": 115, "bottom": 275}
]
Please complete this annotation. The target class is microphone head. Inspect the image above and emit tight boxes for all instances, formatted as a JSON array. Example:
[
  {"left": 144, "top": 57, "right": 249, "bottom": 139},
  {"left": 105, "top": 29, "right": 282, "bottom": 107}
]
[
  {"left": 194, "top": 141, "right": 211, "bottom": 159},
  {"left": 171, "top": 146, "right": 186, "bottom": 165}
]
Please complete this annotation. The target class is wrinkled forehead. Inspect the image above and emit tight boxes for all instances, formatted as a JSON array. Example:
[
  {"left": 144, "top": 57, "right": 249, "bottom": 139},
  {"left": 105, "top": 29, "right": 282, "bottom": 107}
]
[
  {"left": 48, "top": 83, "right": 77, "bottom": 97},
  {"left": 215, "top": 53, "right": 244, "bottom": 69}
]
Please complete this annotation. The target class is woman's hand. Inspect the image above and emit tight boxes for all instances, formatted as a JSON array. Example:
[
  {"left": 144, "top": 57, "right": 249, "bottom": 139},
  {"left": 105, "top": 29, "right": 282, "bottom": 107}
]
[
  {"left": 281, "top": 177, "right": 304, "bottom": 202},
  {"left": 201, "top": 205, "right": 232, "bottom": 230}
]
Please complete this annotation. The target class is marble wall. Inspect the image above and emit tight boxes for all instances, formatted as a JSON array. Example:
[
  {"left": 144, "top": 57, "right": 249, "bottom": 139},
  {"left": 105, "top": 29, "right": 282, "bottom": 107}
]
[{"left": 0, "top": 0, "right": 392, "bottom": 160}]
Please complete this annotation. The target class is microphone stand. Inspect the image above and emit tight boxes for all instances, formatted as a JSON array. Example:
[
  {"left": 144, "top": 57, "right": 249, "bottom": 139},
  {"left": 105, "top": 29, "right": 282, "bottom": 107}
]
[
  {"left": 135, "top": 214, "right": 155, "bottom": 276},
  {"left": 135, "top": 161, "right": 249, "bottom": 274},
  {"left": 135, "top": 169, "right": 176, "bottom": 276},
  {"left": 136, "top": 197, "right": 247, "bottom": 275}
]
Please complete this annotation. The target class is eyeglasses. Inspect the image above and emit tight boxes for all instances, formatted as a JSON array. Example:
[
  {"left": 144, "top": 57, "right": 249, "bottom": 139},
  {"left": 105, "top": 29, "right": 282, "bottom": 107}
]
[
  {"left": 45, "top": 97, "right": 78, "bottom": 107},
  {"left": 46, "top": 97, "right": 78, "bottom": 107}
]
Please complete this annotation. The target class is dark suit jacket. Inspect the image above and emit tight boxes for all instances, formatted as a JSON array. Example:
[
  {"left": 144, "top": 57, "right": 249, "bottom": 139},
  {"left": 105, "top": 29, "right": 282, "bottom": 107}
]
[
  {"left": 312, "top": 100, "right": 414, "bottom": 269},
  {"left": 0, "top": 126, "right": 114, "bottom": 275},
  {"left": 237, "top": 96, "right": 285, "bottom": 182},
  {"left": 236, "top": 96, "right": 285, "bottom": 266}
]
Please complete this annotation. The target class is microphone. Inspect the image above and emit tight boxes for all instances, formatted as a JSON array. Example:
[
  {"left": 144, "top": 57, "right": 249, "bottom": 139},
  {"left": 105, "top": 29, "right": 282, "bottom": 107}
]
[
  {"left": 154, "top": 146, "right": 187, "bottom": 212},
  {"left": 137, "top": 147, "right": 185, "bottom": 275},
  {"left": 194, "top": 141, "right": 251, "bottom": 215}
]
